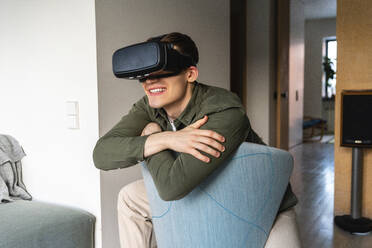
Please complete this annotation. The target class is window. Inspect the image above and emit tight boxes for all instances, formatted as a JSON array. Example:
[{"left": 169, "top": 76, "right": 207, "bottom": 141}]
[{"left": 323, "top": 38, "right": 337, "bottom": 99}]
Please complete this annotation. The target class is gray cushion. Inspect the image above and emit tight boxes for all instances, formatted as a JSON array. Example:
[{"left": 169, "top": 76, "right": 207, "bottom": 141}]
[{"left": 0, "top": 200, "right": 95, "bottom": 248}]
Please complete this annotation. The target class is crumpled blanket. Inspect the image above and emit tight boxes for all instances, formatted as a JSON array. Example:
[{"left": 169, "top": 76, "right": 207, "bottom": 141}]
[{"left": 0, "top": 134, "right": 32, "bottom": 203}]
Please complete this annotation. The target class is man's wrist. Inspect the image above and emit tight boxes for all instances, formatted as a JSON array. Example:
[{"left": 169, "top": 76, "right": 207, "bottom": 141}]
[{"left": 148, "top": 131, "right": 173, "bottom": 151}]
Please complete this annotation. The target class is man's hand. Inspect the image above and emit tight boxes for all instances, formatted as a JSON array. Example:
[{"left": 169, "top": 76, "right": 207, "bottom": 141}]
[
  {"left": 141, "top": 122, "right": 162, "bottom": 136},
  {"left": 167, "top": 115, "right": 225, "bottom": 163},
  {"left": 142, "top": 116, "right": 225, "bottom": 163}
]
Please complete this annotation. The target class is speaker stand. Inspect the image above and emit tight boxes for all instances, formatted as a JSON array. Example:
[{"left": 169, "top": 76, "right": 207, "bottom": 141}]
[{"left": 334, "top": 147, "right": 372, "bottom": 234}]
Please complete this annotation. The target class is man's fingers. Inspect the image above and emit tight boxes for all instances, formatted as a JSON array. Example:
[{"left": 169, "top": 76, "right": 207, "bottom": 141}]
[
  {"left": 195, "top": 136, "right": 225, "bottom": 152},
  {"left": 189, "top": 115, "right": 208, "bottom": 129},
  {"left": 189, "top": 148, "right": 210, "bottom": 163},
  {"left": 190, "top": 115, "right": 207, "bottom": 128},
  {"left": 193, "top": 142, "right": 221, "bottom": 158},
  {"left": 181, "top": 116, "right": 225, "bottom": 163},
  {"left": 196, "top": 129, "right": 225, "bottom": 143}
]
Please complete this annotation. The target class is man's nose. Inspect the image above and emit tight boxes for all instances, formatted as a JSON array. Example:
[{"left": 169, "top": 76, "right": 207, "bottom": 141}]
[{"left": 144, "top": 77, "right": 158, "bottom": 84}]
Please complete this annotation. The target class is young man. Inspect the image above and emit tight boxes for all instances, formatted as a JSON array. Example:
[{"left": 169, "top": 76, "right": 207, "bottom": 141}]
[{"left": 93, "top": 32, "right": 297, "bottom": 248}]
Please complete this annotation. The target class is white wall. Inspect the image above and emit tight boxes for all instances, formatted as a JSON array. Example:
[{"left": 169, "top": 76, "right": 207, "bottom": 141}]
[
  {"left": 95, "top": 0, "right": 230, "bottom": 247},
  {"left": 245, "top": 0, "right": 276, "bottom": 146},
  {"left": 304, "top": 18, "right": 336, "bottom": 118},
  {"left": 0, "top": 0, "right": 101, "bottom": 247},
  {"left": 289, "top": 0, "right": 305, "bottom": 148}
]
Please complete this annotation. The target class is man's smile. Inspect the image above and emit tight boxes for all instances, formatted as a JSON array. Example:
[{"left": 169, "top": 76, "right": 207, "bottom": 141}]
[{"left": 147, "top": 86, "right": 167, "bottom": 96}]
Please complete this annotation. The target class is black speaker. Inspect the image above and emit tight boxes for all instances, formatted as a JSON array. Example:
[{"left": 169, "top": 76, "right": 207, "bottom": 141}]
[
  {"left": 336, "top": 89, "right": 372, "bottom": 234},
  {"left": 341, "top": 90, "right": 372, "bottom": 147}
]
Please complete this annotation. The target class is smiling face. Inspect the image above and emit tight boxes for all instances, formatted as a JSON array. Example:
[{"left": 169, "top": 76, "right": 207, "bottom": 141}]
[
  {"left": 141, "top": 67, "right": 198, "bottom": 119},
  {"left": 141, "top": 33, "right": 199, "bottom": 118}
]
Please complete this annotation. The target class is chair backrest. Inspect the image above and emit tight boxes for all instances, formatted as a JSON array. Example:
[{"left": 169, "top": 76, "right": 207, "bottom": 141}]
[{"left": 141, "top": 142, "right": 293, "bottom": 248}]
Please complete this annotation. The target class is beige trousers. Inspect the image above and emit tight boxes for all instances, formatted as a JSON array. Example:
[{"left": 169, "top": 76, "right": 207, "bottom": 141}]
[
  {"left": 117, "top": 179, "right": 157, "bottom": 248},
  {"left": 117, "top": 179, "right": 300, "bottom": 248}
]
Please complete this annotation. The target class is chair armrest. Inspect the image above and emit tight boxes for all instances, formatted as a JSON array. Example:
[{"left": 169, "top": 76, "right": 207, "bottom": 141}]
[{"left": 141, "top": 142, "right": 293, "bottom": 248}]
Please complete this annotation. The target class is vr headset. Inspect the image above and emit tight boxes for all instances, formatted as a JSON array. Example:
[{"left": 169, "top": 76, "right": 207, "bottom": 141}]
[{"left": 113, "top": 39, "right": 195, "bottom": 82}]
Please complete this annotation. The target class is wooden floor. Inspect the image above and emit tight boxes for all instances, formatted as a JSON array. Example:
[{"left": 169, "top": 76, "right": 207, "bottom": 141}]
[{"left": 289, "top": 139, "right": 372, "bottom": 248}]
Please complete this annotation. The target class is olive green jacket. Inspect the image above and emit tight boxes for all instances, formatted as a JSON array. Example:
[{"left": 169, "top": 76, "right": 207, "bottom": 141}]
[{"left": 93, "top": 82, "right": 297, "bottom": 212}]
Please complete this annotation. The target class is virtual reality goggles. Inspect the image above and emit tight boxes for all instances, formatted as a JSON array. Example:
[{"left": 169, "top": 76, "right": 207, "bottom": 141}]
[{"left": 113, "top": 41, "right": 195, "bottom": 82}]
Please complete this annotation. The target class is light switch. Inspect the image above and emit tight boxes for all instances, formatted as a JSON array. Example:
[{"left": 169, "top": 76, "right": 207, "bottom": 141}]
[
  {"left": 66, "top": 101, "right": 79, "bottom": 129},
  {"left": 66, "top": 101, "right": 78, "bottom": 115},
  {"left": 67, "top": 115, "right": 78, "bottom": 129}
]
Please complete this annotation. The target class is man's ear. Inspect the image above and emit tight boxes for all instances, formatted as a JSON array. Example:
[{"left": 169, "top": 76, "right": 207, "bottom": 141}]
[{"left": 186, "top": 66, "right": 198, "bottom": 82}]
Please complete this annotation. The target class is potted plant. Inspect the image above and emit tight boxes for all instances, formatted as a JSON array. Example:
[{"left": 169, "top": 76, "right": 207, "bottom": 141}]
[{"left": 322, "top": 56, "right": 336, "bottom": 100}]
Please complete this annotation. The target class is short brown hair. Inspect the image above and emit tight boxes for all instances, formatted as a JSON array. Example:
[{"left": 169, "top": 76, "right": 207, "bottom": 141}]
[{"left": 148, "top": 32, "right": 199, "bottom": 65}]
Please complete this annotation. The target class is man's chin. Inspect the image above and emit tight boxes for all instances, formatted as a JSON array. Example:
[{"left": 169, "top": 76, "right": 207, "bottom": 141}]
[{"left": 148, "top": 101, "right": 164, "bottom": 109}]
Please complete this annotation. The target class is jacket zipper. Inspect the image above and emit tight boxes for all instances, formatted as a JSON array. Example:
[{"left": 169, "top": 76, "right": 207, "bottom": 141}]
[{"left": 169, "top": 119, "right": 177, "bottom": 132}]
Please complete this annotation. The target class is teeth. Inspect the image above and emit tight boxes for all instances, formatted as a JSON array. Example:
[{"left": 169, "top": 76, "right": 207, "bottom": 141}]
[{"left": 150, "top": 88, "right": 166, "bottom": 93}]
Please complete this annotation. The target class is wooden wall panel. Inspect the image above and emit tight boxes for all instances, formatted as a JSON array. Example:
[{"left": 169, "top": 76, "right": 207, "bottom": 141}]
[{"left": 335, "top": 0, "right": 372, "bottom": 217}]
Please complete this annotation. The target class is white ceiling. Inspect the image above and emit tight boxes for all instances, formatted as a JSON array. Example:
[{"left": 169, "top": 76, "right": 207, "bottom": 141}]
[{"left": 303, "top": 0, "right": 337, "bottom": 20}]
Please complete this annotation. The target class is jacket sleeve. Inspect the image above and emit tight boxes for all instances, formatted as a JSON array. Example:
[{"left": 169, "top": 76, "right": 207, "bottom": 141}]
[
  {"left": 144, "top": 107, "right": 250, "bottom": 201},
  {"left": 93, "top": 98, "right": 152, "bottom": 171}
]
